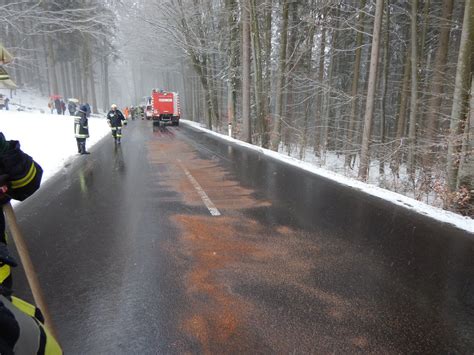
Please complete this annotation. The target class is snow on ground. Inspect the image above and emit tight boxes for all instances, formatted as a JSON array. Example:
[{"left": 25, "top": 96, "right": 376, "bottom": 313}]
[
  {"left": 0, "top": 89, "right": 110, "bottom": 192},
  {"left": 290, "top": 148, "right": 444, "bottom": 207},
  {"left": 0, "top": 89, "right": 110, "bottom": 183},
  {"left": 0, "top": 88, "right": 50, "bottom": 113},
  {"left": 0, "top": 109, "right": 110, "bottom": 208},
  {"left": 181, "top": 120, "right": 474, "bottom": 234}
]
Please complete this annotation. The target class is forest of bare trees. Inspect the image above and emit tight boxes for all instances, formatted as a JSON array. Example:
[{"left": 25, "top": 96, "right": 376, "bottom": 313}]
[
  {"left": 2, "top": 0, "right": 473, "bottom": 216},
  {"left": 1, "top": 0, "right": 118, "bottom": 113}
]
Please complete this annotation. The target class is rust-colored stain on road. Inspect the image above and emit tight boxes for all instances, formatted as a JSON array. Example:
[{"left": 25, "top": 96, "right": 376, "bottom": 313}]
[
  {"left": 147, "top": 139, "right": 271, "bottom": 211},
  {"left": 173, "top": 214, "right": 256, "bottom": 353},
  {"left": 146, "top": 131, "right": 384, "bottom": 353},
  {"left": 148, "top": 136, "right": 270, "bottom": 352}
]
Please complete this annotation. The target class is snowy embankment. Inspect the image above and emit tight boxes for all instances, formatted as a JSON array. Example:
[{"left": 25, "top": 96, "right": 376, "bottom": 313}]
[
  {"left": 0, "top": 110, "right": 110, "bottom": 202},
  {"left": 181, "top": 120, "right": 474, "bottom": 234}
]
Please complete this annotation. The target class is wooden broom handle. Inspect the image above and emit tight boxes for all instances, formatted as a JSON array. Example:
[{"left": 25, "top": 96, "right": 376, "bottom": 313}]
[{"left": 3, "top": 202, "right": 59, "bottom": 341}]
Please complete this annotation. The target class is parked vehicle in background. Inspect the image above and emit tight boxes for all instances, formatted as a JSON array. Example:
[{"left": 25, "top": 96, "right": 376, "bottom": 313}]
[
  {"left": 142, "top": 96, "right": 153, "bottom": 120},
  {"left": 150, "top": 89, "right": 181, "bottom": 126}
]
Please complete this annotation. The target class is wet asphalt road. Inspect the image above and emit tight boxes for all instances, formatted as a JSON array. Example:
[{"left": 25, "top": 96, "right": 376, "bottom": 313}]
[{"left": 11, "top": 119, "right": 474, "bottom": 354}]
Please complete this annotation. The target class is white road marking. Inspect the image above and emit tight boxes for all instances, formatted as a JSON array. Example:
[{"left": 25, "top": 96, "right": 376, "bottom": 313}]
[{"left": 178, "top": 160, "right": 221, "bottom": 216}]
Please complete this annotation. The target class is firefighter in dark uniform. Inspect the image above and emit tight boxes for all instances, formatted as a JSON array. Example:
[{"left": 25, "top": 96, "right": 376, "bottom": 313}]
[
  {"left": 0, "top": 133, "right": 62, "bottom": 354},
  {"left": 74, "top": 104, "right": 90, "bottom": 155},
  {"left": 106, "top": 104, "right": 127, "bottom": 144}
]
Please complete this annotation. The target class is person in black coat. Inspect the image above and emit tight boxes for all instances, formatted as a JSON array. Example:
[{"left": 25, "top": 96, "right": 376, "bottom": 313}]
[
  {"left": 0, "top": 133, "right": 62, "bottom": 354},
  {"left": 74, "top": 105, "right": 90, "bottom": 155},
  {"left": 0, "top": 133, "right": 43, "bottom": 290},
  {"left": 106, "top": 104, "right": 127, "bottom": 144},
  {"left": 54, "top": 98, "right": 61, "bottom": 115},
  {"left": 68, "top": 101, "right": 77, "bottom": 116}
]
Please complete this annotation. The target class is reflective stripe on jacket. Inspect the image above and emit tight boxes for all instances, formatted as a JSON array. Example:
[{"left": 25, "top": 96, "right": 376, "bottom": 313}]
[
  {"left": 74, "top": 113, "right": 89, "bottom": 139},
  {"left": 0, "top": 264, "right": 10, "bottom": 285},
  {"left": 0, "top": 137, "right": 43, "bottom": 289}
]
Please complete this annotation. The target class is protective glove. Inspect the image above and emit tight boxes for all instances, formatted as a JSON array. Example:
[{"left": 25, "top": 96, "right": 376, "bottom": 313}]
[{"left": 122, "top": 120, "right": 128, "bottom": 126}]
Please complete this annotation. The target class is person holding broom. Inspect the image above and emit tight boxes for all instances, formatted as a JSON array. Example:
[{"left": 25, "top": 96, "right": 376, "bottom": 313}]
[{"left": 0, "top": 132, "right": 62, "bottom": 354}]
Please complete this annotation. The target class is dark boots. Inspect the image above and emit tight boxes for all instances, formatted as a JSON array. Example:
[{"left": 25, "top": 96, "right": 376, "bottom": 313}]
[{"left": 79, "top": 141, "right": 90, "bottom": 155}]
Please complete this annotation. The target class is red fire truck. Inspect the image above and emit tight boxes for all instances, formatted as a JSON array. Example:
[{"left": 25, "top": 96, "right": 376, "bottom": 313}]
[{"left": 150, "top": 89, "right": 181, "bottom": 126}]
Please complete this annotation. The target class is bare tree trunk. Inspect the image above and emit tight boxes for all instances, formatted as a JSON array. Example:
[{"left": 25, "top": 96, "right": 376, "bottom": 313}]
[
  {"left": 8, "top": 30, "right": 23, "bottom": 87},
  {"left": 263, "top": 0, "right": 273, "bottom": 135},
  {"left": 180, "top": 61, "right": 188, "bottom": 118},
  {"left": 270, "top": 0, "right": 289, "bottom": 151},
  {"left": 41, "top": 36, "right": 52, "bottom": 95},
  {"left": 67, "top": 62, "right": 75, "bottom": 99},
  {"left": 191, "top": 76, "right": 195, "bottom": 120},
  {"left": 204, "top": 0, "right": 220, "bottom": 129},
  {"left": 391, "top": 47, "right": 411, "bottom": 175},
  {"left": 28, "top": 27, "right": 44, "bottom": 95},
  {"left": 447, "top": 0, "right": 473, "bottom": 192},
  {"left": 282, "top": 0, "right": 299, "bottom": 153},
  {"left": 406, "top": 0, "right": 419, "bottom": 179},
  {"left": 103, "top": 53, "right": 110, "bottom": 111},
  {"left": 242, "top": 0, "right": 251, "bottom": 143},
  {"left": 345, "top": 0, "right": 366, "bottom": 167},
  {"left": 64, "top": 61, "right": 73, "bottom": 101},
  {"left": 250, "top": 0, "right": 268, "bottom": 146},
  {"left": 417, "top": 0, "right": 431, "bottom": 129},
  {"left": 82, "top": 44, "right": 90, "bottom": 104},
  {"left": 47, "top": 36, "right": 59, "bottom": 95},
  {"left": 321, "top": 11, "right": 340, "bottom": 160},
  {"left": 200, "top": 60, "right": 216, "bottom": 129},
  {"left": 59, "top": 61, "right": 68, "bottom": 99},
  {"left": 320, "top": 57, "right": 333, "bottom": 162},
  {"left": 358, "top": 0, "right": 384, "bottom": 179},
  {"left": 423, "top": 0, "right": 454, "bottom": 169},
  {"left": 208, "top": 54, "right": 220, "bottom": 129},
  {"left": 379, "top": 1, "right": 390, "bottom": 175},
  {"left": 313, "top": 23, "right": 326, "bottom": 154},
  {"left": 74, "top": 60, "right": 83, "bottom": 103},
  {"left": 89, "top": 60, "right": 99, "bottom": 114},
  {"left": 299, "top": 21, "right": 315, "bottom": 160},
  {"left": 456, "top": 74, "right": 474, "bottom": 208},
  {"left": 226, "top": 0, "right": 238, "bottom": 137},
  {"left": 195, "top": 76, "right": 200, "bottom": 121}
]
